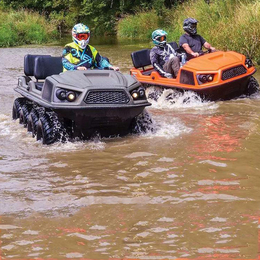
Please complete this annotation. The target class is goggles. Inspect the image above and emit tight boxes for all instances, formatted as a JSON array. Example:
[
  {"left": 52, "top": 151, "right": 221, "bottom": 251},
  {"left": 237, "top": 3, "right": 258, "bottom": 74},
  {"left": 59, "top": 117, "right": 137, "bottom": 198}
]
[
  {"left": 76, "top": 33, "right": 90, "bottom": 41},
  {"left": 156, "top": 35, "right": 166, "bottom": 42}
]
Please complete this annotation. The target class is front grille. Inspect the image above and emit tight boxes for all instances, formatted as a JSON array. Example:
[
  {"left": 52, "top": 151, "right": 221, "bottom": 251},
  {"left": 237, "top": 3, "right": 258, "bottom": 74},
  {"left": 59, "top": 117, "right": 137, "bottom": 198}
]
[
  {"left": 85, "top": 90, "right": 130, "bottom": 104},
  {"left": 222, "top": 65, "right": 247, "bottom": 81}
]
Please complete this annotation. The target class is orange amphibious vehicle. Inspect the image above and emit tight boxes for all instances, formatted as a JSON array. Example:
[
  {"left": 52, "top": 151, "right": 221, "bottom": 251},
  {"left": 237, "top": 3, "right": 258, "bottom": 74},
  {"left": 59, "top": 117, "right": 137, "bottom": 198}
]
[{"left": 130, "top": 43, "right": 258, "bottom": 101}]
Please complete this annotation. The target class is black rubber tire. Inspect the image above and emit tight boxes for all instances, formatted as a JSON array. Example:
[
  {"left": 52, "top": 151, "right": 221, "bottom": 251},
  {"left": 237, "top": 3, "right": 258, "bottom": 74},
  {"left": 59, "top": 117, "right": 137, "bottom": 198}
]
[
  {"left": 131, "top": 109, "right": 154, "bottom": 134},
  {"left": 147, "top": 87, "right": 163, "bottom": 101},
  {"left": 19, "top": 103, "right": 32, "bottom": 127},
  {"left": 12, "top": 98, "right": 26, "bottom": 120},
  {"left": 245, "top": 76, "right": 259, "bottom": 96},
  {"left": 36, "top": 112, "right": 67, "bottom": 145},
  {"left": 27, "top": 109, "right": 39, "bottom": 137}
]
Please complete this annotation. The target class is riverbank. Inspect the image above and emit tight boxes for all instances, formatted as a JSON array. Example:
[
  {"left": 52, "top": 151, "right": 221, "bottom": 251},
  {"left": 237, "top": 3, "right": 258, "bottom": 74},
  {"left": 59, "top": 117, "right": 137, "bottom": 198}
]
[{"left": 117, "top": 0, "right": 260, "bottom": 63}]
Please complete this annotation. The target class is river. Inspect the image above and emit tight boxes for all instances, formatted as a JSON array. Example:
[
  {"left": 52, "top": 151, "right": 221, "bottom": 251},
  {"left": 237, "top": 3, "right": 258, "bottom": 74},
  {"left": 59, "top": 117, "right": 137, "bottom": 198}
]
[{"left": 0, "top": 39, "right": 260, "bottom": 259}]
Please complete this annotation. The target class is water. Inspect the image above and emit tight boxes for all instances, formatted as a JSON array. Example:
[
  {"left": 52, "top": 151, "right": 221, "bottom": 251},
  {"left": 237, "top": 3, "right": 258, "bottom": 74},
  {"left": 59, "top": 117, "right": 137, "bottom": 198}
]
[{"left": 0, "top": 42, "right": 260, "bottom": 259}]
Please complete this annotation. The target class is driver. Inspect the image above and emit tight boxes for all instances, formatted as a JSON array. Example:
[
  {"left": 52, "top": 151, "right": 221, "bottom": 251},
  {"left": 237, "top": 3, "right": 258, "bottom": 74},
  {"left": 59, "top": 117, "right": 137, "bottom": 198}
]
[
  {"left": 62, "top": 23, "right": 119, "bottom": 71},
  {"left": 179, "top": 18, "right": 215, "bottom": 61}
]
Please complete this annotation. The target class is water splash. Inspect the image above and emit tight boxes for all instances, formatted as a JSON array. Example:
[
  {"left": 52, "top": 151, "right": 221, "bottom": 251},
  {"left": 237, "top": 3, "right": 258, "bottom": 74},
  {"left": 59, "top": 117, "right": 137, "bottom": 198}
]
[{"left": 146, "top": 86, "right": 218, "bottom": 110}]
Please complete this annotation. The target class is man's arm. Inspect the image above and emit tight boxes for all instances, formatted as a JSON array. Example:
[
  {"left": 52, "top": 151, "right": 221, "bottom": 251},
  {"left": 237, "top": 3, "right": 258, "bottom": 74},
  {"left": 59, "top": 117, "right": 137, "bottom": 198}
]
[
  {"left": 182, "top": 43, "right": 200, "bottom": 58},
  {"left": 95, "top": 53, "right": 119, "bottom": 71},
  {"left": 203, "top": 42, "right": 216, "bottom": 52}
]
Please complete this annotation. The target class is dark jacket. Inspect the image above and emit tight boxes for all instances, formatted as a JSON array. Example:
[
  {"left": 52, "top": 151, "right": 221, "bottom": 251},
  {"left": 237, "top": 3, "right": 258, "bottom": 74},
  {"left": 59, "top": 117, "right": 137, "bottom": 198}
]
[{"left": 150, "top": 44, "right": 177, "bottom": 77}]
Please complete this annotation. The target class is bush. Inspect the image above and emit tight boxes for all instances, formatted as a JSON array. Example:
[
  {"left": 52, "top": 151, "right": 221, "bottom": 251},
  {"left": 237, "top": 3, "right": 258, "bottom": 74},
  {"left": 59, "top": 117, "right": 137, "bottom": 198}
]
[
  {"left": 0, "top": 8, "right": 58, "bottom": 47},
  {"left": 117, "top": 0, "right": 260, "bottom": 62},
  {"left": 117, "top": 10, "right": 160, "bottom": 40}
]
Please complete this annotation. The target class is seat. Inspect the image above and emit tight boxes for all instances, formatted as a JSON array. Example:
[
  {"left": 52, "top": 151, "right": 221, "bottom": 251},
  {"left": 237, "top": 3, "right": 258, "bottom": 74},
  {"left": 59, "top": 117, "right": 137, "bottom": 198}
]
[
  {"left": 34, "top": 56, "right": 63, "bottom": 80},
  {"left": 168, "top": 41, "right": 179, "bottom": 51},
  {"left": 131, "top": 49, "right": 151, "bottom": 70},
  {"left": 24, "top": 54, "right": 51, "bottom": 77}
]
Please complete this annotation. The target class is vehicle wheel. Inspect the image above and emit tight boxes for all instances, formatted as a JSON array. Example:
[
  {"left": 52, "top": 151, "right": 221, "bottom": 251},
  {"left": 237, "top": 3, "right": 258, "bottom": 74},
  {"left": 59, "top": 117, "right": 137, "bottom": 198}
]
[
  {"left": 245, "top": 76, "right": 259, "bottom": 96},
  {"left": 27, "top": 109, "right": 39, "bottom": 137},
  {"left": 131, "top": 109, "right": 154, "bottom": 134},
  {"left": 146, "top": 87, "right": 163, "bottom": 101},
  {"left": 19, "top": 103, "right": 32, "bottom": 127},
  {"left": 12, "top": 98, "right": 26, "bottom": 120},
  {"left": 36, "top": 112, "right": 67, "bottom": 145}
]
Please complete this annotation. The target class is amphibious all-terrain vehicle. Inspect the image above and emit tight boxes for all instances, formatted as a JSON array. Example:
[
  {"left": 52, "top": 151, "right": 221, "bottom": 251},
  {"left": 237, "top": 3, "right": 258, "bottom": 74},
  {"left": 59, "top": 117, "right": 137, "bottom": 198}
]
[
  {"left": 13, "top": 55, "right": 151, "bottom": 144},
  {"left": 130, "top": 42, "right": 259, "bottom": 101}
]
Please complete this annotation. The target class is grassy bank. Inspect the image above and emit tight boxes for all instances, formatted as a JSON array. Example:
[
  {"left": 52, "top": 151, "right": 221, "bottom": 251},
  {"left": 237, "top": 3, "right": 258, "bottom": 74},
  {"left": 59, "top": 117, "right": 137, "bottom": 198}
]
[
  {"left": 0, "top": 9, "right": 58, "bottom": 47},
  {"left": 117, "top": 0, "right": 260, "bottom": 63}
]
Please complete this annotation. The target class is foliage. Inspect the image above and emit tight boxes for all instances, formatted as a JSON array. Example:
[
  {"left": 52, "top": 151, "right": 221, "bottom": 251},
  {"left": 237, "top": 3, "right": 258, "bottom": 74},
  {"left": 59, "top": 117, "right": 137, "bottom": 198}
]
[
  {"left": 117, "top": 10, "right": 159, "bottom": 39},
  {"left": 0, "top": 9, "right": 58, "bottom": 47},
  {"left": 0, "top": 0, "right": 259, "bottom": 61},
  {"left": 0, "top": 0, "right": 181, "bottom": 35},
  {"left": 117, "top": 0, "right": 260, "bottom": 62}
]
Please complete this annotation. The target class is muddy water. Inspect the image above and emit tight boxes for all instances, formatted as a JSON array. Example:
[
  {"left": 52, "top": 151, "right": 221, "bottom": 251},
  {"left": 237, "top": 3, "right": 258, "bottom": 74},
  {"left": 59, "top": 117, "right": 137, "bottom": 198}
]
[{"left": 0, "top": 41, "right": 260, "bottom": 259}]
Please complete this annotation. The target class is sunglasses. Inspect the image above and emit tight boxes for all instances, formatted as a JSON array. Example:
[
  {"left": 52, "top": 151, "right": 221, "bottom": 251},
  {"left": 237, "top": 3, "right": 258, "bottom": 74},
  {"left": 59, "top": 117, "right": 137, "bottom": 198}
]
[{"left": 76, "top": 33, "right": 90, "bottom": 41}]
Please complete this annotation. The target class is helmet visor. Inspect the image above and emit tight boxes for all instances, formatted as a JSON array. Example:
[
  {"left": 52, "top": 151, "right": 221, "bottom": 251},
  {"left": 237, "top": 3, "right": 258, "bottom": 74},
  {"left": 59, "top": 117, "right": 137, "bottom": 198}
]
[
  {"left": 76, "top": 33, "right": 90, "bottom": 41},
  {"left": 156, "top": 35, "right": 166, "bottom": 42}
]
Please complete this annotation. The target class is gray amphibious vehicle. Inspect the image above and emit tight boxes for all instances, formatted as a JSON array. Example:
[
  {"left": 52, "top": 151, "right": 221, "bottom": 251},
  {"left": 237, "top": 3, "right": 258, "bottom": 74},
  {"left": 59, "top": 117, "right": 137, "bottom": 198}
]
[{"left": 13, "top": 55, "right": 151, "bottom": 144}]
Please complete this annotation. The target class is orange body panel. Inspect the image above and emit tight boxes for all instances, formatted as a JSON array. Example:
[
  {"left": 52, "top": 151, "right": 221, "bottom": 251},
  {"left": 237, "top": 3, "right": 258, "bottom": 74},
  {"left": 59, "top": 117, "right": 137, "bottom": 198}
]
[{"left": 130, "top": 51, "right": 256, "bottom": 100}]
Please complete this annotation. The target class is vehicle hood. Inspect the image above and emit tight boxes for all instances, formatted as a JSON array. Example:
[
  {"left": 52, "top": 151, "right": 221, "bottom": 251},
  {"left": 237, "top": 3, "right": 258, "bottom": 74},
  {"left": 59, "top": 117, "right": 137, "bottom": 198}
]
[{"left": 183, "top": 51, "right": 245, "bottom": 71}]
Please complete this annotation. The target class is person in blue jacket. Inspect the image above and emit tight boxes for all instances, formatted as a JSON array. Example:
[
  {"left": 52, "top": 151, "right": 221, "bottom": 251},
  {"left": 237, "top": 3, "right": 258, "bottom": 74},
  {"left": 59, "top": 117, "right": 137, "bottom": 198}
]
[{"left": 62, "top": 23, "right": 119, "bottom": 71}]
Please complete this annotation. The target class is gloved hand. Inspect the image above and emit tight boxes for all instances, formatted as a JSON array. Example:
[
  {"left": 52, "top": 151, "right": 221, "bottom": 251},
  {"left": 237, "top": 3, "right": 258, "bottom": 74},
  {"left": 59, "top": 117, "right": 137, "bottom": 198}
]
[
  {"left": 165, "top": 73, "right": 173, "bottom": 79},
  {"left": 110, "top": 66, "right": 120, "bottom": 71}
]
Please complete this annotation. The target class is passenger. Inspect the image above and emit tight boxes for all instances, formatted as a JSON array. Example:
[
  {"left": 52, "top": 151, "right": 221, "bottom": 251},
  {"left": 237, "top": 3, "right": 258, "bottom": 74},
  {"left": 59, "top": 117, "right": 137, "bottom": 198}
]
[
  {"left": 179, "top": 18, "right": 216, "bottom": 61},
  {"left": 62, "top": 23, "right": 119, "bottom": 71},
  {"left": 150, "top": 29, "right": 180, "bottom": 79}
]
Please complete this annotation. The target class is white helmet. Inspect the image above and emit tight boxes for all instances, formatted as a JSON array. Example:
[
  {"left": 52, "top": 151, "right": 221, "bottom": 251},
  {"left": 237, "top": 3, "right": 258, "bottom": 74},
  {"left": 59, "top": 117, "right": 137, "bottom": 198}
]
[{"left": 72, "top": 23, "right": 90, "bottom": 49}]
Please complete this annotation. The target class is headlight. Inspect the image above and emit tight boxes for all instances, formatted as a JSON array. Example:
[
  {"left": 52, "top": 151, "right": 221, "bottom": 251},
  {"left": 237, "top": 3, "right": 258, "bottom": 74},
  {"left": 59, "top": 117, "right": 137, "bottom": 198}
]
[
  {"left": 197, "top": 74, "right": 214, "bottom": 85},
  {"left": 55, "top": 88, "right": 79, "bottom": 102},
  {"left": 56, "top": 89, "right": 66, "bottom": 100},
  {"left": 138, "top": 87, "right": 145, "bottom": 97},
  {"left": 132, "top": 91, "right": 139, "bottom": 99},
  {"left": 66, "top": 91, "right": 76, "bottom": 102},
  {"left": 245, "top": 58, "right": 253, "bottom": 68},
  {"left": 198, "top": 75, "right": 207, "bottom": 83},
  {"left": 131, "top": 87, "right": 146, "bottom": 100}
]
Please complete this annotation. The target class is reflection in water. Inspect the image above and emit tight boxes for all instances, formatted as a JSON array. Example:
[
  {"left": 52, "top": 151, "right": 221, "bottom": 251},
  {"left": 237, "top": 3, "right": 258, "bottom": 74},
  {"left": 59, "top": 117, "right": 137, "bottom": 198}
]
[{"left": 0, "top": 45, "right": 260, "bottom": 258}]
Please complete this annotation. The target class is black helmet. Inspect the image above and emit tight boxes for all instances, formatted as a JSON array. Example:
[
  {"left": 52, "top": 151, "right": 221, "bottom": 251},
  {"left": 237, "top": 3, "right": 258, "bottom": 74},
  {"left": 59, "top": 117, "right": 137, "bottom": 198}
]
[{"left": 183, "top": 18, "right": 198, "bottom": 35}]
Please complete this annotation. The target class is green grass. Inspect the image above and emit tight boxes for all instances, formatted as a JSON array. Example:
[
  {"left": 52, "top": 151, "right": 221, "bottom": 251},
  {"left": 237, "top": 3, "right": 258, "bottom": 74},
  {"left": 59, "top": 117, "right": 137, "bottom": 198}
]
[
  {"left": 0, "top": 9, "right": 58, "bottom": 47},
  {"left": 117, "top": 10, "right": 159, "bottom": 40},
  {"left": 117, "top": 0, "right": 260, "bottom": 62}
]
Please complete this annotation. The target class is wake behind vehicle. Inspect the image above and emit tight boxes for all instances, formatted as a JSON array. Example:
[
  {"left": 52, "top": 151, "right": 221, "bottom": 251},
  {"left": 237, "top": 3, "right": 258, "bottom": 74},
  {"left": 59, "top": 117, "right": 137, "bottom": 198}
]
[
  {"left": 13, "top": 55, "right": 151, "bottom": 144},
  {"left": 130, "top": 42, "right": 259, "bottom": 101}
]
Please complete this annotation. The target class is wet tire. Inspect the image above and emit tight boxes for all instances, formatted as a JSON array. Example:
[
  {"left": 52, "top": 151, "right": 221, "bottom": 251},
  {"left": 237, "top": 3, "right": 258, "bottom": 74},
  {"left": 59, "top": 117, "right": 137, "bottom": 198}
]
[
  {"left": 12, "top": 98, "right": 26, "bottom": 120},
  {"left": 27, "top": 109, "right": 39, "bottom": 137},
  {"left": 245, "top": 76, "right": 259, "bottom": 96},
  {"left": 36, "top": 112, "right": 67, "bottom": 145},
  {"left": 19, "top": 103, "right": 32, "bottom": 127},
  {"left": 146, "top": 87, "right": 163, "bottom": 101},
  {"left": 131, "top": 109, "right": 154, "bottom": 134}
]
